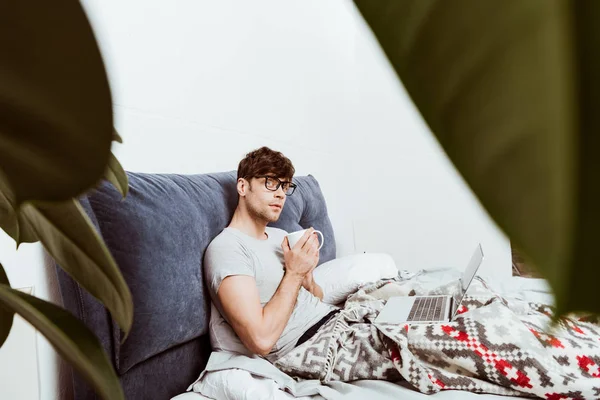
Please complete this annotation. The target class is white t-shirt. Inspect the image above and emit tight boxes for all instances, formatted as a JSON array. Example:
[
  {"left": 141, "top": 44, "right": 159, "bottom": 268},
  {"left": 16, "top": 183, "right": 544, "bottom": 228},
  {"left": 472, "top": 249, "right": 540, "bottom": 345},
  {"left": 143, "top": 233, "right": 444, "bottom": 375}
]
[{"left": 204, "top": 226, "right": 334, "bottom": 362}]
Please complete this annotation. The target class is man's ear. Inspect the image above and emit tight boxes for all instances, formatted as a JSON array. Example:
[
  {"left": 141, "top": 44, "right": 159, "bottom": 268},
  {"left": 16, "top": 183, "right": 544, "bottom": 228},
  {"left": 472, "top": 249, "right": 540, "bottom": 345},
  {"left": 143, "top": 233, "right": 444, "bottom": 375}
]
[{"left": 237, "top": 178, "right": 247, "bottom": 196}]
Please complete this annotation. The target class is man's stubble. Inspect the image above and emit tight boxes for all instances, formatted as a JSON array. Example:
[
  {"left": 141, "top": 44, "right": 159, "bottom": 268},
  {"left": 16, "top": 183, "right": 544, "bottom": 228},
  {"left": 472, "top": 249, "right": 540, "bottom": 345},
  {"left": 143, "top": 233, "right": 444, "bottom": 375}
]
[{"left": 246, "top": 188, "right": 280, "bottom": 224}]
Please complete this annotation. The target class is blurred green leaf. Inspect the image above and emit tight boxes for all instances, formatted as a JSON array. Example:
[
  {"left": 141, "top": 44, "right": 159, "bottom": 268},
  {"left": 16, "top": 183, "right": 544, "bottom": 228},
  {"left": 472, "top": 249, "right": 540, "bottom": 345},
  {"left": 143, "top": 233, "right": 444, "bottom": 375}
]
[
  {"left": 0, "top": 1, "right": 113, "bottom": 204},
  {"left": 112, "top": 129, "right": 123, "bottom": 144},
  {"left": 0, "top": 177, "right": 19, "bottom": 242},
  {"left": 354, "top": 0, "right": 597, "bottom": 315},
  {"left": 0, "top": 175, "right": 37, "bottom": 245},
  {"left": 0, "top": 283, "right": 124, "bottom": 400},
  {"left": 16, "top": 211, "right": 38, "bottom": 245},
  {"left": 0, "top": 263, "right": 14, "bottom": 348},
  {"left": 20, "top": 200, "right": 133, "bottom": 336},
  {"left": 104, "top": 153, "right": 129, "bottom": 198}
]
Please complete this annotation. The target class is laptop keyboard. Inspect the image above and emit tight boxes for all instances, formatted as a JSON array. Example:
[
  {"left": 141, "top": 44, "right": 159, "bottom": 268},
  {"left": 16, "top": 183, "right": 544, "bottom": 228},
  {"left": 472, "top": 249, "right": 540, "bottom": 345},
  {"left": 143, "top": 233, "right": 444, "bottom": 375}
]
[{"left": 407, "top": 296, "right": 448, "bottom": 322}]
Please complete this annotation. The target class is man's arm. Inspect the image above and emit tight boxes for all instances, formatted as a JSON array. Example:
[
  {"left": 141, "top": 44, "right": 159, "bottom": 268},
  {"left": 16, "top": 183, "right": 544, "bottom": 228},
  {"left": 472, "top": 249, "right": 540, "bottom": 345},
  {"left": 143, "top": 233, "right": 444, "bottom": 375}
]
[
  {"left": 217, "top": 228, "right": 320, "bottom": 356},
  {"left": 218, "top": 273, "right": 303, "bottom": 355}
]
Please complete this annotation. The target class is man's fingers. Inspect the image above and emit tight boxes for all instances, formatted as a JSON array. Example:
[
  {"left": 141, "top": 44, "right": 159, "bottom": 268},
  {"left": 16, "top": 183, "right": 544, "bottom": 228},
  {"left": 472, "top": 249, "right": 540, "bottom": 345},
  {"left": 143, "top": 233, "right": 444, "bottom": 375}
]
[
  {"left": 303, "top": 234, "right": 317, "bottom": 254},
  {"left": 311, "top": 240, "right": 320, "bottom": 256},
  {"left": 310, "top": 233, "right": 320, "bottom": 254},
  {"left": 282, "top": 237, "right": 290, "bottom": 253},
  {"left": 311, "top": 250, "right": 319, "bottom": 267},
  {"left": 300, "top": 228, "right": 315, "bottom": 249}
]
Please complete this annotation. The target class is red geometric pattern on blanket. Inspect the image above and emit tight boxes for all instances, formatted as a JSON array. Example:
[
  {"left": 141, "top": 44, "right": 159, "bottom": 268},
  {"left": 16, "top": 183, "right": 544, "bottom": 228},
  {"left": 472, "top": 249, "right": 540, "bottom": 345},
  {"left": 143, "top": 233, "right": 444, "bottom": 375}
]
[
  {"left": 379, "top": 296, "right": 600, "bottom": 399},
  {"left": 441, "top": 325, "right": 533, "bottom": 389},
  {"left": 403, "top": 280, "right": 600, "bottom": 398},
  {"left": 577, "top": 355, "right": 600, "bottom": 378},
  {"left": 529, "top": 328, "right": 565, "bottom": 348}
]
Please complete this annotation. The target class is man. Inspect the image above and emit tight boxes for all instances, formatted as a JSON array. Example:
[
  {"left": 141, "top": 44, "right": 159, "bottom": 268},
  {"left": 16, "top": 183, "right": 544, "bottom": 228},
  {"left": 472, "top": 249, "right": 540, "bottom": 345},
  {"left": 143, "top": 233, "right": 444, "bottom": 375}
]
[{"left": 204, "top": 146, "right": 339, "bottom": 362}]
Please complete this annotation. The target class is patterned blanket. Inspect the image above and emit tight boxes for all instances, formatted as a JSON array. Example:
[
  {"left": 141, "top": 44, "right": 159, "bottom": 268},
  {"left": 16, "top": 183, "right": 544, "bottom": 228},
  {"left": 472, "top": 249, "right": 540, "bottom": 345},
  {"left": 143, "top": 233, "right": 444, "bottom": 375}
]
[{"left": 274, "top": 276, "right": 600, "bottom": 399}]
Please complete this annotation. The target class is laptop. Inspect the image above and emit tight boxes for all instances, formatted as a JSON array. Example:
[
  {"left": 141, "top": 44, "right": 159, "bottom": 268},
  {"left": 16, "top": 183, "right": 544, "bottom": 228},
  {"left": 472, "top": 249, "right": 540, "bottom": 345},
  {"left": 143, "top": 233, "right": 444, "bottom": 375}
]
[{"left": 374, "top": 244, "right": 484, "bottom": 324}]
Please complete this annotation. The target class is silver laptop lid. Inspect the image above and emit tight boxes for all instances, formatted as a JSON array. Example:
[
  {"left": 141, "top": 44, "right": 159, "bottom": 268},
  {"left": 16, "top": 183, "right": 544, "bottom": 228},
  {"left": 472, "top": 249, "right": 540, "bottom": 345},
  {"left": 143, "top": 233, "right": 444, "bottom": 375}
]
[{"left": 451, "top": 244, "right": 484, "bottom": 319}]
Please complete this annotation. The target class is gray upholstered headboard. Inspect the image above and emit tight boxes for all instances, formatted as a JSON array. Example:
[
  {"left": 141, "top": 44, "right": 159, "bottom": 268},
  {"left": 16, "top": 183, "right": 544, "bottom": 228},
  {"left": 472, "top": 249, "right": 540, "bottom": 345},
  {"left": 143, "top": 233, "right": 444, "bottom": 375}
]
[{"left": 54, "top": 170, "right": 336, "bottom": 399}]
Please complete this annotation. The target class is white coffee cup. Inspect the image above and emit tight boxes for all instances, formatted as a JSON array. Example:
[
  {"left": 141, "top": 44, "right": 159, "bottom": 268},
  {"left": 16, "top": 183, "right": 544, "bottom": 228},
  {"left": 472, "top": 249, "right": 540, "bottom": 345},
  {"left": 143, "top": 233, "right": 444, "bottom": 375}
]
[{"left": 286, "top": 229, "right": 324, "bottom": 250}]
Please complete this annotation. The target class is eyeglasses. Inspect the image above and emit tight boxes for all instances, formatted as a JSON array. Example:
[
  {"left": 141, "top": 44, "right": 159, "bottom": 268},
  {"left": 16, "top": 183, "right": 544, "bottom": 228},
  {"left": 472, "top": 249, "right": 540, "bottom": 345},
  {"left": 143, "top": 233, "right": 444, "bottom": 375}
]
[{"left": 256, "top": 175, "right": 297, "bottom": 196}]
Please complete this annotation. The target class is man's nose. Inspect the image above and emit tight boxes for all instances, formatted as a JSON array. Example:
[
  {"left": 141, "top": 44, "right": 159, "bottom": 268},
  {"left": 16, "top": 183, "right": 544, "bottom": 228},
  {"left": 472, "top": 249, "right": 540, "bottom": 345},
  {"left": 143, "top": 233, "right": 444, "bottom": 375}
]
[{"left": 275, "top": 186, "right": 285, "bottom": 198}]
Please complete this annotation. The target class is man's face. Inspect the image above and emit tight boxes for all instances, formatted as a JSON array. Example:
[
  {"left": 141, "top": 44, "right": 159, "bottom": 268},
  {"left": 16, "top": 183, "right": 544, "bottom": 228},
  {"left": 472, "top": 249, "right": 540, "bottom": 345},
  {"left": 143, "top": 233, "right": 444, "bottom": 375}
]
[{"left": 244, "top": 175, "right": 290, "bottom": 223}]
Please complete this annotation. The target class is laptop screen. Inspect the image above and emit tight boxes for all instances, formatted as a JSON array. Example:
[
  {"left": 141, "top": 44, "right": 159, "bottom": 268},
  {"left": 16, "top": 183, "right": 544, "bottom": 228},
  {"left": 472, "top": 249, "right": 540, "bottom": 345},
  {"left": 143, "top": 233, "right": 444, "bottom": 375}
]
[{"left": 451, "top": 244, "right": 484, "bottom": 318}]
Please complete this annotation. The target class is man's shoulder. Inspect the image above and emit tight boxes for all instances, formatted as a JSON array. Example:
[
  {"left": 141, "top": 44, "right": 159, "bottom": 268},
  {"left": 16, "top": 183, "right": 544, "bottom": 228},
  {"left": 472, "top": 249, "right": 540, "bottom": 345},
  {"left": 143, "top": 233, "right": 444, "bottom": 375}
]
[
  {"left": 207, "top": 228, "right": 243, "bottom": 253},
  {"left": 204, "top": 229, "right": 253, "bottom": 274}
]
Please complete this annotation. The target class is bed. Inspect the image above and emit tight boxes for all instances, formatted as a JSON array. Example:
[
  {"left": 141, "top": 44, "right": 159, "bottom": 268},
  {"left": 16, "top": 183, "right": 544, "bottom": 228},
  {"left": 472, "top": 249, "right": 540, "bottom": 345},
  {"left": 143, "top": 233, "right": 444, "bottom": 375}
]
[
  {"left": 53, "top": 170, "right": 565, "bottom": 400},
  {"left": 176, "top": 272, "right": 554, "bottom": 400}
]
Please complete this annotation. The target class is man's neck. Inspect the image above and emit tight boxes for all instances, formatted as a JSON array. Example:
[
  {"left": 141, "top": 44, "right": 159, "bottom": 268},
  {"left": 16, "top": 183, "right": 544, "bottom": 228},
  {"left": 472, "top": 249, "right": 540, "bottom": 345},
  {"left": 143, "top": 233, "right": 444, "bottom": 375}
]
[{"left": 228, "top": 207, "right": 268, "bottom": 240}]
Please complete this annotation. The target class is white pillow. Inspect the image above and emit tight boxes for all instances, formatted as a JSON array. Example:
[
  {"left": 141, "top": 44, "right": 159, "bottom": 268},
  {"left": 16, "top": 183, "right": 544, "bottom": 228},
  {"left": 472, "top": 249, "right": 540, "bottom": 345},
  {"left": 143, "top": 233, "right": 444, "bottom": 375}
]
[{"left": 313, "top": 253, "right": 398, "bottom": 304}]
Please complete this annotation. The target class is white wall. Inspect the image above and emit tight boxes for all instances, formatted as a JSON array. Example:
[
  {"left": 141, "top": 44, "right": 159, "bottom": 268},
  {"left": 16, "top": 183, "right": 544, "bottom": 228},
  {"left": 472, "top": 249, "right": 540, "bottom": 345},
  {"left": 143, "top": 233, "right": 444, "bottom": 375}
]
[
  {"left": 1, "top": 1, "right": 511, "bottom": 399},
  {"left": 348, "top": 13, "right": 511, "bottom": 275}
]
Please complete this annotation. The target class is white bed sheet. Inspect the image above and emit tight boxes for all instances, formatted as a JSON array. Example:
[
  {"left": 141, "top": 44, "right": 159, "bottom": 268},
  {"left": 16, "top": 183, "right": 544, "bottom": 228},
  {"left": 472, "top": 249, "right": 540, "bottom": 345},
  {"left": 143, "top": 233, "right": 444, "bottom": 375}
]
[
  {"left": 177, "top": 272, "right": 552, "bottom": 400},
  {"left": 184, "top": 368, "right": 531, "bottom": 400},
  {"left": 328, "top": 379, "right": 531, "bottom": 400}
]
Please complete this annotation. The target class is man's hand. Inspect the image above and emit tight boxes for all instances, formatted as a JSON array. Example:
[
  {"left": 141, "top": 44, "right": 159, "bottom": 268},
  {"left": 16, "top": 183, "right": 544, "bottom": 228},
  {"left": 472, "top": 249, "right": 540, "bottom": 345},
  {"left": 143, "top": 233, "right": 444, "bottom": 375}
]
[
  {"left": 301, "top": 270, "right": 324, "bottom": 300},
  {"left": 282, "top": 228, "right": 323, "bottom": 300},
  {"left": 301, "top": 271, "right": 314, "bottom": 290},
  {"left": 282, "top": 228, "right": 320, "bottom": 279}
]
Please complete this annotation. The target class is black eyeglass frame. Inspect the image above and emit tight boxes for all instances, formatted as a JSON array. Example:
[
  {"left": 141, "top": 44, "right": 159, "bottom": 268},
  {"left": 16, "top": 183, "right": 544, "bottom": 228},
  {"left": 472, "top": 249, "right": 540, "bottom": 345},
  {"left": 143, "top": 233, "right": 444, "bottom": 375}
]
[{"left": 254, "top": 175, "right": 297, "bottom": 196}]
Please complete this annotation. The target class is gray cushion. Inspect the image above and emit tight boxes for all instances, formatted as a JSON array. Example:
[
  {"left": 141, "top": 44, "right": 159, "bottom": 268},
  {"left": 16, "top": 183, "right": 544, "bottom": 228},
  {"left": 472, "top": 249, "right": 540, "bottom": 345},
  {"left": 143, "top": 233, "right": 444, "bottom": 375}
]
[{"left": 83, "top": 170, "right": 336, "bottom": 375}]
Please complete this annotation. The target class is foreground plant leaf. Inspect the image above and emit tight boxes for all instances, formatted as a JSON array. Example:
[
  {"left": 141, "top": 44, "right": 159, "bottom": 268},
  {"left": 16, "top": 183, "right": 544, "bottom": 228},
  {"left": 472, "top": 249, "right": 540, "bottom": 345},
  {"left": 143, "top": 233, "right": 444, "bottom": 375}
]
[
  {"left": 112, "top": 128, "right": 123, "bottom": 144},
  {"left": 0, "top": 175, "right": 37, "bottom": 245},
  {"left": 0, "top": 281, "right": 124, "bottom": 400},
  {"left": 0, "top": 263, "right": 14, "bottom": 347},
  {"left": 354, "top": 0, "right": 598, "bottom": 315},
  {"left": 20, "top": 200, "right": 133, "bottom": 336},
  {"left": 104, "top": 153, "right": 129, "bottom": 198},
  {"left": 0, "top": 177, "right": 19, "bottom": 242},
  {"left": 0, "top": 1, "right": 113, "bottom": 204}
]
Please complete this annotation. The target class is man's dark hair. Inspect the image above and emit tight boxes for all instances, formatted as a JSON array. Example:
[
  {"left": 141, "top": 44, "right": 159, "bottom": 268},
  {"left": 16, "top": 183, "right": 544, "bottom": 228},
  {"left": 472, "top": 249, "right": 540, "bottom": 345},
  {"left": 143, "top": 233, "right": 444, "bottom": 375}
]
[{"left": 237, "top": 146, "right": 295, "bottom": 181}]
